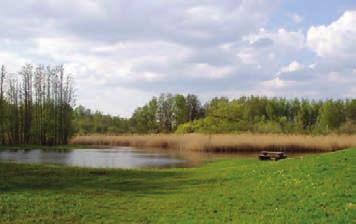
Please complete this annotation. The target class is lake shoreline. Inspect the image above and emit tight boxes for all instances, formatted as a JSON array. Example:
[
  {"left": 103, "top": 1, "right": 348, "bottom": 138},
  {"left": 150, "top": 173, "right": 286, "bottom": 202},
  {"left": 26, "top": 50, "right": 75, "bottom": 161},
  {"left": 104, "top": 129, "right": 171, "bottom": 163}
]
[
  {"left": 0, "top": 144, "right": 111, "bottom": 151},
  {"left": 0, "top": 147, "right": 198, "bottom": 169},
  {"left": 0, "top": 148, "right": 354, "bottom": 223}
]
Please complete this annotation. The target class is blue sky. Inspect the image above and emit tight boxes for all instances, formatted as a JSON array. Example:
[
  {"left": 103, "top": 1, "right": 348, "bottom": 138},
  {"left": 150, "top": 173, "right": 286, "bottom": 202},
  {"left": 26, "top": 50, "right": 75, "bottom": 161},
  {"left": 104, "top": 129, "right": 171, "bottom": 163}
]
[
  {"left": 0, "top": 0, "right": 355, "bottom": 116},
  {"left": 272, "top": 0, "right": 356, "bottom": 28}
]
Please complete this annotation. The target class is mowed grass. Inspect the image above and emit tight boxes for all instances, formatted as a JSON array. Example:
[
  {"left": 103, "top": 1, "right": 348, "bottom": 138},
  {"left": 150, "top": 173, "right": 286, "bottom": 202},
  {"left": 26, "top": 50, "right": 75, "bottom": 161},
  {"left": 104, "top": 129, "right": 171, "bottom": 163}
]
[
  {"left": 71, "top": 134, "right": 356, "bottom": 152},
  {"left": 0, "top": 149, "right": 355, "bottom": 224}
]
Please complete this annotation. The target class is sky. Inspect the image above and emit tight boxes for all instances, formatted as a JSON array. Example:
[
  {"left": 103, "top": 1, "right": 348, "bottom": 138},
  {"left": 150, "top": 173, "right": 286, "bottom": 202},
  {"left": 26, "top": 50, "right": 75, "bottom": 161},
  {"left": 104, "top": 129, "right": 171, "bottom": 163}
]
[{"left": 0, "top": 0, "right": 356, "bottom": 117}]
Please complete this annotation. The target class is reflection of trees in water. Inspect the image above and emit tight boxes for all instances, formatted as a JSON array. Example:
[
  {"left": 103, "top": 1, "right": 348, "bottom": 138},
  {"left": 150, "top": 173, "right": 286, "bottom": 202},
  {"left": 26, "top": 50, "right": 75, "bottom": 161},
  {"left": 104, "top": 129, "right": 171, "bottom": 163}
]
[{"left": 0, "top": 147, "right": 275, "bottom": 169}]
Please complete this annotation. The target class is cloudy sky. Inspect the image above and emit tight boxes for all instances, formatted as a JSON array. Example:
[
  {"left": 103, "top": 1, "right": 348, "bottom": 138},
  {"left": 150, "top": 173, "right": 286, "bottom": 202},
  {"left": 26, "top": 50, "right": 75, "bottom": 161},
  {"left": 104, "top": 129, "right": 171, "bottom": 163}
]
[{"left": 1, "top": 0, "right": 356, "bottom": 116}]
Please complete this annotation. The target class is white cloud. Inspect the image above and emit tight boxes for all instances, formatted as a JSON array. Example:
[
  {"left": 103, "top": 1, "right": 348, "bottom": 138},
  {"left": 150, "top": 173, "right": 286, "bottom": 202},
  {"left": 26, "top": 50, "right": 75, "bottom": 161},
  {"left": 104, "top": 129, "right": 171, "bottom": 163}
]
[
  {"left": 278, "top": 60, "right": 304, "bottom": 75},
  {"left": 262, "top": 77, "right": 287, "bottom": 88},
  {"left": 237, "top": 49, "right": 259, "bottom": 65},
  {"left": 0, "top": 51, "right": 29, "bottom": 71},
  {"left": 289, "top": 13, "right": 303, "bottom": 24},
  {"left": 307, "top": 10, "right": 356, "bottom": 58},
  {"left": 190, "top": 63, "right": 234, "bottom": 79},
  {"left": 261, "top": 77, "right": 298, "bottom": 89},
  {"left": 347, "top": 87, "right": 356, "bottom": 97},
  {"left": 328, "top": 72, "right": 345, "bottom": 82},
  {"left": 245, "top": 28, "right": 305, "bottom": 50},
  {"left": 0, "top": 2, "right": 355, "bottom": 116},
  {"left": 141, "top": 72, "right": 164, "bottom": 82},
  {"left": 309, "top": 63, "right": 316, "bottom": 69},
  {"left": 185, "top": 5, "right": 224, "bottom": 23}
]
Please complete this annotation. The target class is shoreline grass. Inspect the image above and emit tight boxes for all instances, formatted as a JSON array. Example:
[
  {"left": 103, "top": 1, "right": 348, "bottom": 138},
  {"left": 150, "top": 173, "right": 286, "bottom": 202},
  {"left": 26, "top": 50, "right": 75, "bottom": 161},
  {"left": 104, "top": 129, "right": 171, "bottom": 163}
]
[
  {"left": 0, "top": 149, "right": 354, "bottom": 223},
  {"left": 70, "top": 134, "right": 356, "bottom": 153}
]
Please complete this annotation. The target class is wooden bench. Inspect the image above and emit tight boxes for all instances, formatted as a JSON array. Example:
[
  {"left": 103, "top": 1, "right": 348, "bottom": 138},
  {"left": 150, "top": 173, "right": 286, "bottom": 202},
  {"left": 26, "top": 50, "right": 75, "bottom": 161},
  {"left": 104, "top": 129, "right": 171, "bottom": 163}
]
[{"left": 259, "top": 151, "right": 287, "bottom": 161}]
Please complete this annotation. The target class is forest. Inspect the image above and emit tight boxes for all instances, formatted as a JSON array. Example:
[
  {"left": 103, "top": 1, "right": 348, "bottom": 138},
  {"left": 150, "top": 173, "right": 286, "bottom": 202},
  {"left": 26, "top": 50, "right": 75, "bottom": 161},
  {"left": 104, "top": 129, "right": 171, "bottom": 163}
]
[
  {"left": 74, "top": 93, "right": 356, "bottom": 135},
  {"left": 73, "top": 94, "right": 204, "bottom": 134},
  {"left": 1, "top": 64, "right": 355, "bottom": 146},
  {"left": 0, "top": 65, "right": 74, "bottom": 145}
]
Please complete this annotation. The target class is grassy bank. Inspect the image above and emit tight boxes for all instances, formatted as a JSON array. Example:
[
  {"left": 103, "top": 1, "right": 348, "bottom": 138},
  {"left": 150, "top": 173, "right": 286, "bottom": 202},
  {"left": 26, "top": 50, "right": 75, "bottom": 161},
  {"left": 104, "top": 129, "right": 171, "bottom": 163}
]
[
  {"left": 70, "top": 134, "right": 356, "bottom": 152},
  {"left": 0, "top": 149, "right": 355, "bottom": 223}
]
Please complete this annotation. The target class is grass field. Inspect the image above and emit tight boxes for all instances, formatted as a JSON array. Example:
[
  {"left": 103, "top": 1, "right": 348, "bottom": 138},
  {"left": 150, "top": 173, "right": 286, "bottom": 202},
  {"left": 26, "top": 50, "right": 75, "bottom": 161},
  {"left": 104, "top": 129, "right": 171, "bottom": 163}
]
[
  {"left": 70, "top": 134, "right": 356, "bottom": 152},
  {"left": 0, "top": 148, "right": 354, "bottom": 223}
]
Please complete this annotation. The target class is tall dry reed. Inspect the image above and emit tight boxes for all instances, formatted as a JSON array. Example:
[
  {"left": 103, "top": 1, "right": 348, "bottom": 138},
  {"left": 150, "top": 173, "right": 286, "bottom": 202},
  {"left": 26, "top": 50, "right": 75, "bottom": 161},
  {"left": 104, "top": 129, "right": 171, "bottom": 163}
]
[{"left": 70, "top": 134, "right": 356, "bottom": 153}]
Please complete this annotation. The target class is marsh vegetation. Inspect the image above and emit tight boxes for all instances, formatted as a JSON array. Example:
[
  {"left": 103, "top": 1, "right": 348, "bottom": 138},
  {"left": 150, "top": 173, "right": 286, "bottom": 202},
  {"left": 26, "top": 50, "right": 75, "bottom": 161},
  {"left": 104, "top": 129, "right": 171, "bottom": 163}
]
[{"left": 70, "top": 133, "right": 356, "bottom": 153}]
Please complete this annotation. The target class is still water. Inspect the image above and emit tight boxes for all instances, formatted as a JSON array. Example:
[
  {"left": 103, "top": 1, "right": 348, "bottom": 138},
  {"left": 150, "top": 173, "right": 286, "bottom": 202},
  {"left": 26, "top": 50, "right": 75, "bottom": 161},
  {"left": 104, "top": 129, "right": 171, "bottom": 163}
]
[
  {"left": 0, "top": 147, "right": 307, "bottom": 169},
  {"left": 0, "top": 147, "right": 199, "bottom": 168}
]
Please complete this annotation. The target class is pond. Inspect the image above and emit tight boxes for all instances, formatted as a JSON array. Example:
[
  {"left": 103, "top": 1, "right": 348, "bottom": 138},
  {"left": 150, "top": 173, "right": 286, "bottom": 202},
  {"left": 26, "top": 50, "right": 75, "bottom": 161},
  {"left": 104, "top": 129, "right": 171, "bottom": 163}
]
[
  {"left": 0, "top": 147, "right": 309, "bottom": 169},
  {"left": 0, "top": 147, "right": 196, "bottom": 169}
]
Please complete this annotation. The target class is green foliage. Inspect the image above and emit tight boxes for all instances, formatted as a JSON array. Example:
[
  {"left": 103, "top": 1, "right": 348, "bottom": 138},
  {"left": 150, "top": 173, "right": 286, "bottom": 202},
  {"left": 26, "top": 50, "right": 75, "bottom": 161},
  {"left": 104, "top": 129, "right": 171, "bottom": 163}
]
[
  {"left": 317, "top": 100, "right": 346, "bottom": 133},
  {"left": 72, "top": 93, "right": 205, "bottom": 135},
  {"left": 172, "top": 94, "right": 188, "bottom": 128},
  {"left": 130, "top": 97, "right": 158, "bottom": 133},
  {"left": 0, "top": 64, "right": 75, "bottom": 145},
  {"left": 346, "top": 99, "right": 356, "bottom": 121},
  {"left": 177, "top": 96, "right": 355, "bottom": 134},
  {"left": 338, "top": 121, "right": 356, "bottom": 134},
  {"left": 73, "top": 94, "right": 355, "bottom": 135},
  {"left": 129, "top": 93, "right": 204, "bottom": 133},
  {"left": 73, "top": 106, "right": 130, "bottom": 134},
  {"left": 2, "top": 63, "right": 354, "bottom": 140},
  {"left": 254, "top": 120, "right": 283, "bottom": 133}
]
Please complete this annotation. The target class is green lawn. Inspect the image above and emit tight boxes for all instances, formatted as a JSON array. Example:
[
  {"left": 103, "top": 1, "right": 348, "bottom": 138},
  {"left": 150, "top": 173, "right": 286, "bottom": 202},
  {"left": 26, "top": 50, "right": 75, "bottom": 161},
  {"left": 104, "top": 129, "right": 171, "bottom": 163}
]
[{"left": 0, "top": 149, "right": 355, "bottom": 224}]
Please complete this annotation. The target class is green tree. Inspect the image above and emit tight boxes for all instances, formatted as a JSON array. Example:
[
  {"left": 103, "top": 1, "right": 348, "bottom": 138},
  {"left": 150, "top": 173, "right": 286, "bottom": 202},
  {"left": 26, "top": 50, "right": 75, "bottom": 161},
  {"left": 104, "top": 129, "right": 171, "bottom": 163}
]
[
  {"left": 317, "top": 100, "right": 346, "bottom": 133},
  {"left": 172, "top": 94, "right": 188, "bottom": 129},
  {"left": 186, "top": 94, "right": 203, "bottom": 121}
]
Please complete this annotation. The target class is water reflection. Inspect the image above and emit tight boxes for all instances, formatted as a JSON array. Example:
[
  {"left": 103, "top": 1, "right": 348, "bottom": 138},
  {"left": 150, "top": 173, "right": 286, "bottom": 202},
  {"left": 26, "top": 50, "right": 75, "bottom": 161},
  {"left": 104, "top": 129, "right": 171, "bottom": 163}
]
[
  {"left": 0, "top": 147, "right": 195, "bottom": 168},
  {"left": 0, "top": 147, "right": 312, "bottom": 169}
]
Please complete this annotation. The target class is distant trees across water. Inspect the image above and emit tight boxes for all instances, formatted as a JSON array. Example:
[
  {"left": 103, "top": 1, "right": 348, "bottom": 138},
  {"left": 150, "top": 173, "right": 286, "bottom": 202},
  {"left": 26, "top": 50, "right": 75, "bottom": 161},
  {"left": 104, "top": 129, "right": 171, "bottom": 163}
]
[
  {"left": 1, "top": 64, "right": 355, "bottom": 146},
  {"left": 0, "top": 64, "right": 74, "bottom": 145},
  {"left": 74, "top": 93, "right": 356, "bottom": 135}
]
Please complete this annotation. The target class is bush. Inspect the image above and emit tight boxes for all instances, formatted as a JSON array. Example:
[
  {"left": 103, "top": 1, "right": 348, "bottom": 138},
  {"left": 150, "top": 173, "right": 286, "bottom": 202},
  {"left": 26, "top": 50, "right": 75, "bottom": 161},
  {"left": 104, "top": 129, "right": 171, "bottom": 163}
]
[
  {"left": 338, "top": 121, "right": 356, "bottom": 134},
  {"left": 253, "top": 121, "right": 283, "bottom": 134}
]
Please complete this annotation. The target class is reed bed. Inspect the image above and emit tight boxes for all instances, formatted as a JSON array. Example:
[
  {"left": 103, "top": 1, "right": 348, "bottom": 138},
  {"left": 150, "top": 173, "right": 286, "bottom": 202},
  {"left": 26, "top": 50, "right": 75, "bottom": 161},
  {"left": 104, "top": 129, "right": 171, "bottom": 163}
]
[{"left": 70, "top": 134, "right": 356, "bottom": 153}]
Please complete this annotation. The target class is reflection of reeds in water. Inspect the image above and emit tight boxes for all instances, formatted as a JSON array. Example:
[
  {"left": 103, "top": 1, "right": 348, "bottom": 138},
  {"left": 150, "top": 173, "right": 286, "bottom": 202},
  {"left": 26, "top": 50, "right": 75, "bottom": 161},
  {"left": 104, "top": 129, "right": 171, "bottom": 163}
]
[{"left": 70, "top": 134, "right": 356, "bottom": 153}]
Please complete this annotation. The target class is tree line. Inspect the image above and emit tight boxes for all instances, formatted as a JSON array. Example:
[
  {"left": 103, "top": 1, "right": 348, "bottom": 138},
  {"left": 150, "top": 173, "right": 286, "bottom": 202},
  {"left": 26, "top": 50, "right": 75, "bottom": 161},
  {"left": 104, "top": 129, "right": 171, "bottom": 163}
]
[
  {"left": 0, "top": 64, "right": 74, "bottom": 145},
  {"left": 3, "top": 64, "right": 354, "bottom": 145},
  {"left": 74, "top": 94, "right": 356, "bottom": 135},
  {"left": 73, "top": 93, "right": 204, "bottom": 134}
]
